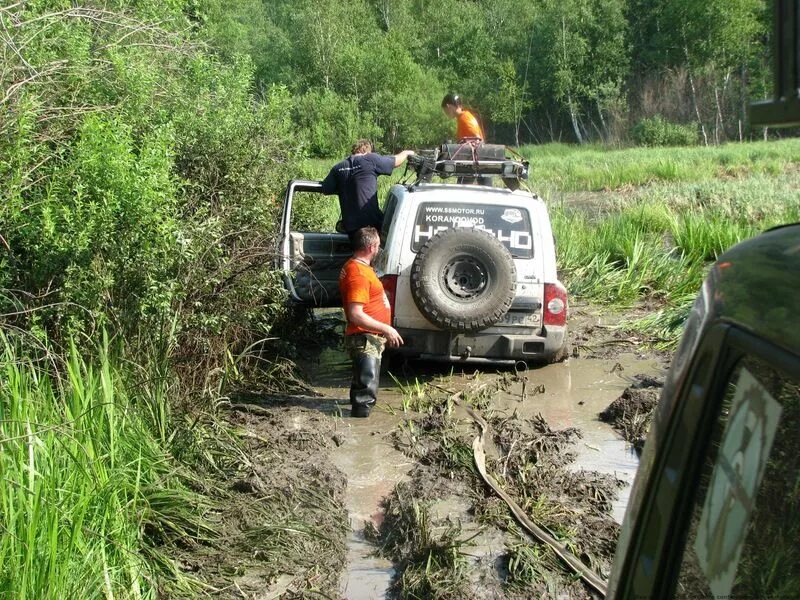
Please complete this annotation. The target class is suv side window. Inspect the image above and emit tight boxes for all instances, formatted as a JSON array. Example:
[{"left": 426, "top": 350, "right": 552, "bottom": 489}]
[
  {"left": 675, "top": 354, "right": 799, "bottom": 597},
  {"left": 292, "top": 190, "right": 339, "bottom": 233},
  {"left": 381, "top": 193, "right": 399, "bottom": 241}
]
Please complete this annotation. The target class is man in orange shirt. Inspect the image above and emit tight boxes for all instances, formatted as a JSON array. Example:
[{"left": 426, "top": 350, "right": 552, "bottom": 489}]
[
  {"left": 441, "top": 93, "right": 484, "bottom": 141},
  {"left": 339, "top": 227, "right": 403, "bottom": 417}
]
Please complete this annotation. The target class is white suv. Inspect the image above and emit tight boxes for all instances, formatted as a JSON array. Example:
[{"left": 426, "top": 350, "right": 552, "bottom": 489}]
[{"left": 277, "top": 152, "right": 568, "bottom": 363}]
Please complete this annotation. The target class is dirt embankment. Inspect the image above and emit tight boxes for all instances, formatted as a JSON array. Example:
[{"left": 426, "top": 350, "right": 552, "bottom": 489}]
[{"left": 175, "top": 402, "right": 348, "bottom": 598}]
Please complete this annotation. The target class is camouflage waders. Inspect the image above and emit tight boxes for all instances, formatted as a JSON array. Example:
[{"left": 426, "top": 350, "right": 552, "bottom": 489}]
[{"left": 344, "top": 333, "right": 385, "bottom": 417}]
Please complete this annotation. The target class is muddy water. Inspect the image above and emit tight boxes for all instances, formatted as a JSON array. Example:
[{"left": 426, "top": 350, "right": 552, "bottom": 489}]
[
  {"left": 308, "top": 348, "right": 412, "bottom": 599},
  {"left": 483, "top": 356, "right": 663, "bottom": 522},
  {"left": 304, "top": 339, "right": 663, "bottom": 599}
]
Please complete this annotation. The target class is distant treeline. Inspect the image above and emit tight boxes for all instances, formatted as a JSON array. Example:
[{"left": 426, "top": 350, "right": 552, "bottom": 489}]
[{"left": 200, "top": 0, "right": 770, "bottom": 153}]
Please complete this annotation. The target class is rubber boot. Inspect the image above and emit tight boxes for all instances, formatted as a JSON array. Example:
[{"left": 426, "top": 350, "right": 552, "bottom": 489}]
[{"left": 350, "top": 355, "right": 380, "bottom": 418}]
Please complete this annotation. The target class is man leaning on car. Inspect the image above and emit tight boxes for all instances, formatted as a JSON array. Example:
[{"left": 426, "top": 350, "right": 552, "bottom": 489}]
[
  {"left": 339, "top": 227, "right": 403, "bottom": 418},
  {"left": 322, "top": 139, "right": 414, "bottom": 245}
]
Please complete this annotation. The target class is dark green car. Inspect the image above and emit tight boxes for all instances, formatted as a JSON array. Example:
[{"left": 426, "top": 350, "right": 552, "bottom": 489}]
[{"left": 608, "top": 224, "right": 800, "bottom": 597}]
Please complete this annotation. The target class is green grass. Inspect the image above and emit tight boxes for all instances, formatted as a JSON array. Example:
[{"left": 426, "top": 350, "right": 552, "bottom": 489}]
[
  {"left": 520, "top": 139, "right": 800, "bottom": 192},
  {"left": 0, "top": 336, "right": 210, "bottom": 598}
]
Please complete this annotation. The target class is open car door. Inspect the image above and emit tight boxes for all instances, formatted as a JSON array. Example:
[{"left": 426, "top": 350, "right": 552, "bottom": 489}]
[{"left": 277, "top": 180, "right": 350, "bottom": 307}]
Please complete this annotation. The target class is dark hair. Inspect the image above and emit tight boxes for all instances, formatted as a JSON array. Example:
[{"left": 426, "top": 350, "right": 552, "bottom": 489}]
[
  {"left": 351, "top": 139, "right": 373, "bottom": 154},
  {"left": 352, "top": 227, "right": 380, "bottom": 252},
  {"left": 441, "top": 93, "right": 462, "bottom": 108}
]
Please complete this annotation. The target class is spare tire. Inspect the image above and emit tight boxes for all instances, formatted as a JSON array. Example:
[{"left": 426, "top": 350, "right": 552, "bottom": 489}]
[{"left": 410, "top": 228, "right": 516, "bottom": 332}]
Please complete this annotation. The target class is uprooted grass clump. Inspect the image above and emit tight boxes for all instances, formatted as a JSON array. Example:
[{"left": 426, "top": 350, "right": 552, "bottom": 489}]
[
  {"left": 488, "top": 414, "right": 624, "bottom": 574},
  {"left": 600, "top": 375, "right": 664, "bottom": 452},
  {"left": 380, "top": 381, "right": 624, "bottom": 598},
  {"left": 376, "top": 476, "right": 476, "bottom": 600}
]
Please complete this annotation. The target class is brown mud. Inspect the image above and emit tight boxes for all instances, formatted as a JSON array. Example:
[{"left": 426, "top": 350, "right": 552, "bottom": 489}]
[
  {"left": 179, "top": 307, "right": 668, "bottom": 598},
  {"left": 174, "top": 401, "right": 349, "bottom": 598},
  {"left": 599, "top": 375, "right": 664, "bottom": 452}
]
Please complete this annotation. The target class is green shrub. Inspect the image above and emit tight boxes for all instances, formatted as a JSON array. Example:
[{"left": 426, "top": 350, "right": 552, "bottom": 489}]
[
  {"left": 632, "top": 116, "right": 698, "bottom": 147},
  {"left": 296, "top": 89, "right": 383, "bottom": 158},
  {"left": 0, "top": 4, "right": 300, "bottom": 385}
]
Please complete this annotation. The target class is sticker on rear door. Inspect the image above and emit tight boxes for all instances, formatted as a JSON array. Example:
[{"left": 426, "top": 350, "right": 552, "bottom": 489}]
[{"left": 412, "top": 202, "right": 533, "bottom": 258}]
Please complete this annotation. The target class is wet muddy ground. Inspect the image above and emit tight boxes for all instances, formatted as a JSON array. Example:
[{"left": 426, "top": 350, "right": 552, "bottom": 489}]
[{"left": 186, "top": 306, "right": 668, "bottom": 598}]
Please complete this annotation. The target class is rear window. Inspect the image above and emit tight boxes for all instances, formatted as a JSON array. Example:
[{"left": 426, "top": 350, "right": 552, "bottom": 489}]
[{"left": 412, "top": 202, "right": 533, "bottom": 258}]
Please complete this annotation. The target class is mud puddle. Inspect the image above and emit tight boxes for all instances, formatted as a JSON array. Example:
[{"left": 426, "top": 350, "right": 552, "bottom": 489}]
[{"left": 300, "top": 326, "right": 665, "bottom": 598}]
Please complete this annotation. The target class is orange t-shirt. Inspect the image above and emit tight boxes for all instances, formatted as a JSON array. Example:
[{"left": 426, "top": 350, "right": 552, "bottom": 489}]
[
  {"left": 339, "top": 259, "right": 391, "bottom": 335},
  {"left": 456, "top": 109, "right": 483, "bottom": 140}
]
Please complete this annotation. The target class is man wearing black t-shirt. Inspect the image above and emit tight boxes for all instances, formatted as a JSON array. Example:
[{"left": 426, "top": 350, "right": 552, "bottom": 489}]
[{"left": 321, "top": 140, "right": 414, "bottom": 243}]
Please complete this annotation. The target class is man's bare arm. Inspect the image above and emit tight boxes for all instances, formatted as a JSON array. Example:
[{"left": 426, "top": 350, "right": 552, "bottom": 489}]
[
  {"left": 344, "top": 303, "right": 404, "bottom": 347},
  {"left": 393, "top": 150, "right": 415, "bottom": 167}
]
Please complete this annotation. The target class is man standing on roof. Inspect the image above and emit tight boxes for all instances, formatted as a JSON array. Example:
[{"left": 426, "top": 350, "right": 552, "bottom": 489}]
[
  {"left": 339, "top": 226, "right": 404, "bottom": 418},
  {"left": 441, "top": 93, "right": 484, "bottom": 141},
  {"left": 322, "top": 139, "right": 414, "bottom": 243}
]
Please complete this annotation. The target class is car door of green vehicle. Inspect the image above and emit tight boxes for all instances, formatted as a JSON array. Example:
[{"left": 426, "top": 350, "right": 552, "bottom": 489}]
[
  {"left": 611, "top": 325, "right": 800, "bottom": 598},
  {"left": 277, "top": 180, "right": 350, "bottom": 307}
]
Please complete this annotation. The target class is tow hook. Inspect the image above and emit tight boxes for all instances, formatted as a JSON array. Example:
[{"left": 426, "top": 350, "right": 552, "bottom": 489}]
[{"left": 461, "top": 345, "right": 472, "bottom": 360}]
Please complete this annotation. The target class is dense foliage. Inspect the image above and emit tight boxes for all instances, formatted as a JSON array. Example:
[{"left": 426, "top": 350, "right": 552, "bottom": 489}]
[
  {"left": 201, "top": 0, "right": 770, "bottom": 152},
  {"left": 0, "top": 1, "right": 299, "bottom": 380}
]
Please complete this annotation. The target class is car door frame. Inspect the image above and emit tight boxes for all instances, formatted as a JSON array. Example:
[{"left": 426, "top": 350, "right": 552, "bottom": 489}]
[
  {"left": 277, "top": 179, "right": 350, "bottom": 307},
  {"left": 609, "top": 323, "right": 800, "bottom": 598}
]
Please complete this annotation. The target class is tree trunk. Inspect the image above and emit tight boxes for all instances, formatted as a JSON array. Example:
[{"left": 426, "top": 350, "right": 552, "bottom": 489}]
[
  {"left": 687, "top": 67, "right": 708, "bottom": 146},
  {"left": 683, "top": 41, "right": 708, "bottom": 146},
  {"left": 597, "top": 98, "right": 608, "bottom": 142},
  {"left": 740, "top": 63, "right": 748, "bottom": 141},
  {"left": 568, "top": 95, "right": 583, "bottom": 144}
]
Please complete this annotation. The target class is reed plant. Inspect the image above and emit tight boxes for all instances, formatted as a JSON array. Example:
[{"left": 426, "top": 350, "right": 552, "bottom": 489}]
[{"left": 0, "top": 336, "right": 211, "bottom": 598}]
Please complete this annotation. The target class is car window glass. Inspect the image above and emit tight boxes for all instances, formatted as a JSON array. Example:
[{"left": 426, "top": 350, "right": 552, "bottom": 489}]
[
  {"left": 381, "top": 194, "right": 398, "bottom": 241},
  {"left": 411, "top": 202, "right": 534, "bottom": 258},
  {"left": 292, "top": 191, "right": 339, "bottom": 233},
  {"left": 674, "top": 355, "right": 799, "bottom": 598}
]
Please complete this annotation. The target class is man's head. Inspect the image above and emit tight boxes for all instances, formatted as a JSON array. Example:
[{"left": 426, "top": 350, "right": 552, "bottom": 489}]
[
  {"left": 352, "top": 226, "right": 380, "bottom": 260},
  {"left": 351, "top": 139, "right": 373, "bottom": 155},
  {"left": 441, "top": 93, "right": 463, "bottom": 119}
]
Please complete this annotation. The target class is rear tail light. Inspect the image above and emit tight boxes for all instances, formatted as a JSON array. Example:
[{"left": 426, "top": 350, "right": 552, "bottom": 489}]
[
  {"left": 543, "top": 282, "right": 568, "bottom": 327},
  {"left": 381, "top": 275, "right": 398, "bottom": 323}
]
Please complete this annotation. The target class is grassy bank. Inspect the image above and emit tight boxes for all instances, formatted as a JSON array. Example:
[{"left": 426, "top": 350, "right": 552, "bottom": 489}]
[
  {"left": 521, "top": 139, "right": 800, "bottom": 192},
  {"left": 0, "top": 338, "right": 209, "bottom": 598},
  {"left": 534, "top": 140, "right": 800, "bottom": 348}
]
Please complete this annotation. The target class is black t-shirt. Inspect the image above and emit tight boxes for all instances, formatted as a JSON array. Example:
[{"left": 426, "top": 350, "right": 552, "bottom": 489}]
[{"left": 321, "top": 153, "right": 396, "bottom": 233}]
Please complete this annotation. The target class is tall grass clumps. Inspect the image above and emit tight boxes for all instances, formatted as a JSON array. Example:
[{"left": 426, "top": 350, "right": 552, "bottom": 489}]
[
  {"left": 549, "top": 172, "right": 800, "bottom": 345},
  {"left": 0, "top": 338, "right": 210, "bottom": 598}
]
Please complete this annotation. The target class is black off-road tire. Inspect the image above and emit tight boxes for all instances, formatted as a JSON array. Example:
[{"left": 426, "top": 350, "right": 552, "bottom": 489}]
[{"left": 410, "top": 228, "right": 516, "bottom": 333}]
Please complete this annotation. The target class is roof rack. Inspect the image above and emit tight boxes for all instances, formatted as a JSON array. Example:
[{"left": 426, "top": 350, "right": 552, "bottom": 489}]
[{"left": 405, "top": 143, "right": 529, "bottom": 191}]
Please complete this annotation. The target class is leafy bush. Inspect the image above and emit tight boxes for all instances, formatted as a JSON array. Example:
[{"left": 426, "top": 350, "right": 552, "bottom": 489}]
[
  {"left": 632, "top": 116, "right": 698, "bottom": 147},
  {"left": 295, "top": 89, "right": 383, "bottom": 158},
  {"left": 0, "top": 2, "right": 300, "bottom": 391}
]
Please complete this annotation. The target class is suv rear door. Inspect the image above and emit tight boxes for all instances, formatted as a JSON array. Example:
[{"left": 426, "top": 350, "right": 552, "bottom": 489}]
[{"left": 277, "top": 180, "right": 349, "bottom": 307}]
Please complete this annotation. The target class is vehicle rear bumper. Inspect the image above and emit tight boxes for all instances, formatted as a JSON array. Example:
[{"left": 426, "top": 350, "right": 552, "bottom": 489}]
[{"left": 391, "top": 326, "right": 566, "bottom": 362}]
